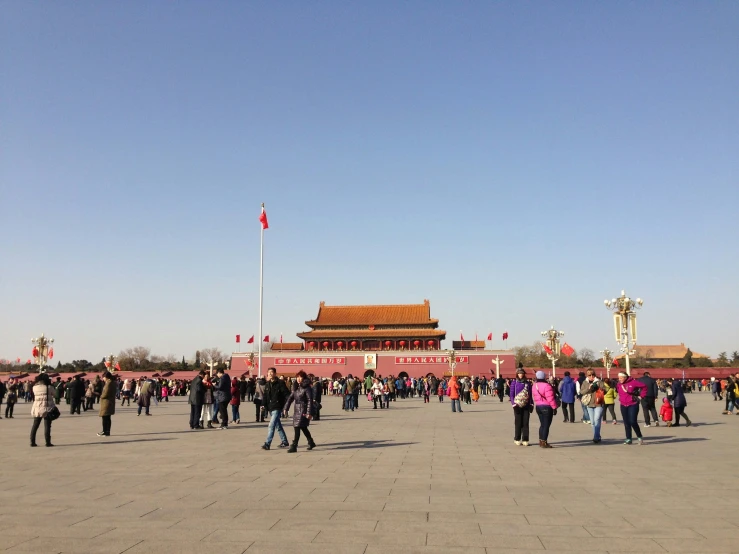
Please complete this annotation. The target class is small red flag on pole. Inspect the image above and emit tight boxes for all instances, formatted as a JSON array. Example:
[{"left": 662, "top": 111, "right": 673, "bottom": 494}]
[
  {"left": 263, "top": 335, "right": 270, "bottom": 343},
  {"left": 235, "top": 334, "right": 241, "bottom": 343},
  {"left": 259, "top": 205, "right": 269, "bottom": 229},
  {"left": 460, "top": 331, "right": 464, "bottom": 343},
  {"left": 487, "top": 332, "right": 492, "bottom": 341},
  {"left": 115, "top": 362, "right": 121, "bottom": 371},
  {"left": 48, "top": 347, "right": 54, "bottom": 360},
  {"left": 247, "top": 335, "right": 254, "bottom": 344},
  {"left": 561, "top": 343, "right": 575, "bottom": 356},
  {"left": 280, "top": 333, "right": 283, "bottom": 344},
  {"left": 502, "top": 332, "right": 509, "bottom": 341},
  {"left": 542, "top": 343, "right": 553, "bottom": 355}
]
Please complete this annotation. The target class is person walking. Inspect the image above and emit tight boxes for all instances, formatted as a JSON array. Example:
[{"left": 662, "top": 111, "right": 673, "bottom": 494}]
[
  {"left": 617, "top": 372, "right": 647, "bottom": 445},
  {"left": 229, "top": 379, "right": 240, "bottom": 424},
  {"left": 559, "top": 371, "right": 576, "bottom": 423},
  {"left": 253, "top": 377, "right": 266, "bottom": 422},
  {"left": 261, "top": 367, "right": 290, "bottom": 450},
  {"left": 201, "top": 375, "right": 214, "bottom": 428},
  {"left": 312, "top": 376, "right": 323, "bottom": 421},
  {"left": 4, "top": 381, "right": 17, "bottom": 419},
  {"left": 69, "top": 375, "right": 84, "bottom": 415},
  {"left": 510, "top": 365, "right": 532, "bottom": 446},
  {"left": 188, "top": 371, "right": 205, "bottom": 430},
  {"left": 601, "top": 379, "right": 618, "bottom": 424},
  {"left": 580, "top": 369, "right": 604, "bottom": 444},
  {"left": 121, "top": 379, "right": 132, "bottom": 406},
  {"left": 283, "top": 370, "right": 315, "bottom": 453},
  {"left": 448, "top": 376, "right": 462, "bottom": 413},
  {"left": 638, "top": 371, "right": 660, "bottom": 427},
  {"left": 214, "top": 368, "right": 231, "bottom": 430},
  {"left": 532, "top": 371, "right": 558, "bottom": 448},
  {"left": 0, "top": 379, "right": 6, "bottom": 419},
  {"left": 576, "top": 372, "right": 590, "bottom": 424},
  {"left": 722, "top": 375, "right": 737, "bottom": 415},
  {"left": 668, "top": 378, "right": 692, "bottom": 427},
  {"left": 344, "top": 375, "right": 356, "bottom": 411},
  {"left": 97, "top": 372, "right": 116, "bottom": 437},
  {"left": 137, "top": 378, "right": 153, "bottom": 416},
  {"left": 30, "top": 373, "right": 56, "bottom": 447}
]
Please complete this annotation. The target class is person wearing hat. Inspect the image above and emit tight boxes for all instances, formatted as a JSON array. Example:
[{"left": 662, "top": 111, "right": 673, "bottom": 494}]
[
  {"left": 509, "top": 364, "right": 533, "bottom": 446},
  {"left": 532, "top": 370, "right": 558, "bottom": 448}
]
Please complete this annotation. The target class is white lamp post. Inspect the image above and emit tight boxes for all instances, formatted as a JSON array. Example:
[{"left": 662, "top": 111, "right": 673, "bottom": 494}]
[
  {"left": 540, "top": 326, "right": 563, "bottom": 378},
  {"left": 447, "top": 350, "right": 457, "bottom": 377},
  {"left": 600, "top": 348, "right": 613, "bottom": 379},
  {"left": 604, "top": 290, "right": 643, "bottom": 376},
  {"left": 31, "top": 333, "right": 55, "bottom": 372}
]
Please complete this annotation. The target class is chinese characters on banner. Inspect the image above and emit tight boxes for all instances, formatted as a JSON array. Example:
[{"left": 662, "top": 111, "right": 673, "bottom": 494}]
[
  {"left": 395, "top": 356, "right": 469, "bottom": 364},
  {"left": 274, "top": 357, "right": 346, "bottom": 365}
]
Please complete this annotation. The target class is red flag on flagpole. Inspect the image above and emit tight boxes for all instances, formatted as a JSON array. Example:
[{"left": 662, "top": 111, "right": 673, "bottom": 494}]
[
  {"left": 542, "top": 343, "right": 553, "bottom": 355},
  {"left": 561, "top": 343, "right": 575, "bottom": 356},
  {"left": 104, "top": 361, "right": 111, "bottom": 368},
  {"left": 475, "top": 333, "right": 478, "bottom": 342},
  {"left": 460, "top": 331, "right": 464, "bottom": 343},
  {"left": 263, "top": 335, "right": 270, "bottom": 343},
  {"left": 247, "top": 335, "right": 254, "bottom": 344},
  {"left": 32, "top": 347, "right": 39, "bottom": 358},
  {"left": 48, "top": 347, "right": 54, "bottom": 360},
  {"left": 259, "top": 205, "right": 269, "bottom": 229},
  {"left": 487, "top": 332, "right": 492, "bottom": 341},
  {"left": 613, "top": 358, "right": 620, "bottom": 367},
  {"left": 502, "top": 331, "right": 509, "bottom": 341},
  {"left": 236, "top": 334, "right": 241, "bottom": 343},
  {"left": 115, "top": 362, "right": 121, "bottom": 371},
  {"left": 280, "top": 333, "right": 283, "bottom": 344}
]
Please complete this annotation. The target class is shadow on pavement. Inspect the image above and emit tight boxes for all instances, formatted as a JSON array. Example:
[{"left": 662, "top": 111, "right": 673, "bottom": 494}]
[
  {"left": 317, "top": 440, "right": 417, "bottom": 450},
  {"left": 55, "top": 437, "right": 177, "bottom": 447}
]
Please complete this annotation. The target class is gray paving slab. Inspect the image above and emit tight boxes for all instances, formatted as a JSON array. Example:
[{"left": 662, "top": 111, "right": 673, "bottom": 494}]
[{"left": 1, "top": 390, "right": 737, "bottom": 553}]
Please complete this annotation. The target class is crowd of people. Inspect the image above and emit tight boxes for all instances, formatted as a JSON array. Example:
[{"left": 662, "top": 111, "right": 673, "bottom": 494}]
[{"left": 1, "top": 366, "right": 737, "bottom": 451}]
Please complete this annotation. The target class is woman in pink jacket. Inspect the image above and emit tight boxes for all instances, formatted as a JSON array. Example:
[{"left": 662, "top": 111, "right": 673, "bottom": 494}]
[
  {"left": 616, "top": 372, "right": 647, "bottom": 445},
  {"left": 532, "top": 371, "right": 558, "bottom": 448}
]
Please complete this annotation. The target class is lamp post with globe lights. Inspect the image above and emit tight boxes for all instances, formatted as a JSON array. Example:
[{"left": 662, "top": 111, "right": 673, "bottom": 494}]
[
  {"left": 541, "top": 326, "right": 563, "bottom": 378},
  {"left": 604, "top": 290, "right": 643, "bottom": 376},
  {"left": 447, "top": 350, "right": 457, "bottom": 377},
  {"left": 31, "top": 333, "right": 54, "bottom": 372},
  {"left": 600, "top": 348, "right": 614, "bottom": 379}
]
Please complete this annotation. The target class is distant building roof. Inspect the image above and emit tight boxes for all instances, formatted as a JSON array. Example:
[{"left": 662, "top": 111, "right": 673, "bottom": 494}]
[
  {"left": 298, "top": 329, "right": 446, "bottom": 340},
  {"left": 270, "top": 343, "right": 303, "bottom": 352},
  {"left": 306, "top": 299, "right": 439, "bottom": 327},
  {"left": 616, "top": 343, "right": 710, "bottom": 360},
  {"left": 452, "top": 341, "right": 486, "bottom": 350}
]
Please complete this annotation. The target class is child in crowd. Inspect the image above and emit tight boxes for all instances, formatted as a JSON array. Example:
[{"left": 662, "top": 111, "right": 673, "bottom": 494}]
[{"left": 659, "top": 397, "right": 673, "bottom": 427}]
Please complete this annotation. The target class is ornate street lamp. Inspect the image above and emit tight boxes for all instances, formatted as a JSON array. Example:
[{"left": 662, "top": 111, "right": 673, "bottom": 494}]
[
  {"left": 600, "top": 348, "right": 613, "bottom": 379},
  {"left": 447, "top": 349, "right": 457, "bottom": 377},
  {"left": 104, "top": 353, "right": 117, "bottom": 372},
  {"left": 540, "top": 326, "right": 563, "bottom": 378},
  {"left": 31, "top": 333, "right": 54, "bottom": 373},
  {"left": 604, "top": 290, "right": 643, "bottom": 375}
]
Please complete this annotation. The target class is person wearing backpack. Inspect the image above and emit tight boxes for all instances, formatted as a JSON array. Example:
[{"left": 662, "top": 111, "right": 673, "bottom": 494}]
[
  {"left": 721, "top": 375, "right": 738, "bottom": 415},
  {"left": 558, "top": 372, "right": 576, "bottom": 423},
  {"left": 510, "top": 365, "right": 532, "bottom": 446}
]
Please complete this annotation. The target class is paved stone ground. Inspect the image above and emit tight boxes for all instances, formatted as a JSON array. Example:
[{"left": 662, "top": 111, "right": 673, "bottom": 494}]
[{"left": 0, "top": 389, "right": 737, "bottom": 553}]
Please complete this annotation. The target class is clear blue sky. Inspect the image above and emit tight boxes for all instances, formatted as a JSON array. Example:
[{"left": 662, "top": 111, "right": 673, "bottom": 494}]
[{"left": 2, "top": 2, "right": 738, "bottom": 363}]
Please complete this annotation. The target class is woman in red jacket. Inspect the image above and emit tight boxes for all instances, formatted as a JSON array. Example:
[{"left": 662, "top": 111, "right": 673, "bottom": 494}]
[
  {"left": 448, "top": 376, "right": 462, "bottom": 413},
  {"left": 230, "top": 381, "right": 241, "bottom": 424}
]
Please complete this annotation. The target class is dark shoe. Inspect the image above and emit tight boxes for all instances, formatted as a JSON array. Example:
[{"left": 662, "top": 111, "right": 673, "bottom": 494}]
[
  {"left": 197, "top": 424, "right": 204, "bottom": 429},
  {"left": 278, "top": 442, "right": 290, "bottom": 448},
  {"left": 261, "top": 444, "right": 270, "bottom": 450},
  {"left": 543, "top": 441, "right": 553, "bottom": 448},
  {"left": 287, "top": 445, "right": 297, "bottom": 453},
  {"left": 207, "top": 422, "right": 213, "bottom": 429},
  {"left": 539, "top": 440, "right": 546, "bottom": 448},
  {"left": 30, "top": 443, "right": 37, "bottom": 447},
  {"left": 307, "top": 442, "right": 316, "bottom": 451},
  {"left": 45, "top": 444, "right": 54, "bottom": 447}
]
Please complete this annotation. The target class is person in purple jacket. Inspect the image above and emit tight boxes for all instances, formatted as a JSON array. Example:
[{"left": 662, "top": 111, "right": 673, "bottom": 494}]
[
  {"left": 509, "top": 364, "right": 533, "bottom": 446},
  {"left": 616, "top": 372, "right": 647, "bottom": 445}
]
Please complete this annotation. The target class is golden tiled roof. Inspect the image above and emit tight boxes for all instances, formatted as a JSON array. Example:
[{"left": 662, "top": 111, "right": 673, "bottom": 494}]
[
  {"left": 270, "top": 343, "right": 303, "bottom": 351},
  {"left": 297, "top": 329, "right": 446, "bottom": 339},
  {"left": 452, "top": 341, "right": 486, "bottom": 349},
  {"left": 306, "top": 299, "right": 439, "bottom": 327}
]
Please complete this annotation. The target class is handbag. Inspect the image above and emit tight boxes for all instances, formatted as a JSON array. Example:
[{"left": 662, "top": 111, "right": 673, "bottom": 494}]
[{"left": 47, "top": 406, "right": 61, "bottom": 421}]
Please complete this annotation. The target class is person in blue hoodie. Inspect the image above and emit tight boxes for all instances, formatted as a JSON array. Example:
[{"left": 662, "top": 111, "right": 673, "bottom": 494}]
[{"left": 559, "top": 371, "right": 577, "bottom": 423}]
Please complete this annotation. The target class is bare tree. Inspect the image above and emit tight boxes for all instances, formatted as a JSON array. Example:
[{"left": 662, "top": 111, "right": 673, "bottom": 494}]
[
  {"left": 201, "top": 347, "right": 225, "bottom": 365},
  {"left": 578, "top": 348, "right": 595, "bottom": 365}
]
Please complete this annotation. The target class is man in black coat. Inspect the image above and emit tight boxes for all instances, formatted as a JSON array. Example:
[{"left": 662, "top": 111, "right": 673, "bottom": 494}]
[
  {"left": 214, "top": 368, "right": 231, "bottom": 429},
  {"left": 312, "top": 376, "right": 323, "bottom": 421},
  {"left": 261, "top": 367, "right": 291, "bottom": 449},
  {"left": 638, "top": 371, "right": 660, "bottom": 426},
  {"left": 188, "top": 371, "right": 205, "bottom": 430},
  {"left": 69, "top": 375, "right": 84, "bottom": 415}
]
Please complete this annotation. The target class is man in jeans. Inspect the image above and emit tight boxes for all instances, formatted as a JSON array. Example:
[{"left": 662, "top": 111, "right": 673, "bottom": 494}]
[
  {"left": 448, "top": 376, "right": 462, "bottom": 413},
  {"left": 261, "top": 367, "right": 290, "bottom": 450}
]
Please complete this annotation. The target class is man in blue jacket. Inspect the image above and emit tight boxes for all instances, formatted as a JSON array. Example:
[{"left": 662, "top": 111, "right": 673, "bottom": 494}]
[{"left": 559, "top": 371, "right": 577, "bottom": 423}]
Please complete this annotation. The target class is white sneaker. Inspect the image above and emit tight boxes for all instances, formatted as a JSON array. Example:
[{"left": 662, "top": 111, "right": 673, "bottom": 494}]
[
  {"left": 514, "top": 440, "right": 521, "bottom": 446},
  {"left": 644, "top": 424, "right": 651, "bottom": 427},
  {"left": 521, "top": 441, "right": 529, "bottom": 446}
]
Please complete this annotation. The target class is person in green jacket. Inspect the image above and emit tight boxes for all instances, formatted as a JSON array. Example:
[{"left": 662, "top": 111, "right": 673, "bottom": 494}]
[{"left": 601, "top": 378, "right": 618, "bottom": 424}]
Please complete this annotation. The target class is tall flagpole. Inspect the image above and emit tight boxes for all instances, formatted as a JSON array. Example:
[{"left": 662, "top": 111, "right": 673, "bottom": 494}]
[{"left": 258, "top": 203, "right": 265, "bottom": 378}]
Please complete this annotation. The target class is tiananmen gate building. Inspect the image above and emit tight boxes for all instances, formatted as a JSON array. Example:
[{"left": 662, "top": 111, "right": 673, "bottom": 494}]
[{"left": 230, "top": 300, "right": 515, "bottom": 379}]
